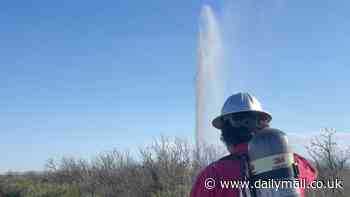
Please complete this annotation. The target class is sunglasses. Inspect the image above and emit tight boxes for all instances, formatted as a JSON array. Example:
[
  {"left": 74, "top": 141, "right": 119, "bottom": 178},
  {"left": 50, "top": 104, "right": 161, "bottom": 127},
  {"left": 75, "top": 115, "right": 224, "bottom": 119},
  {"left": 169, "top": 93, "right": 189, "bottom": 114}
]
[{"left": 223, "top": 113, "right": 269, "bottom": 129}]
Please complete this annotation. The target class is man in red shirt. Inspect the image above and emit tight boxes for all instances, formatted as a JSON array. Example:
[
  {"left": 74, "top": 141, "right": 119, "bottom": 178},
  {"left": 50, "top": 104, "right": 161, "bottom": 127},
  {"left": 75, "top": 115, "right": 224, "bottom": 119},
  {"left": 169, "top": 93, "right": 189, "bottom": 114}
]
[{"left": 190, "top": 92, "right": 317, "bottom": 197}]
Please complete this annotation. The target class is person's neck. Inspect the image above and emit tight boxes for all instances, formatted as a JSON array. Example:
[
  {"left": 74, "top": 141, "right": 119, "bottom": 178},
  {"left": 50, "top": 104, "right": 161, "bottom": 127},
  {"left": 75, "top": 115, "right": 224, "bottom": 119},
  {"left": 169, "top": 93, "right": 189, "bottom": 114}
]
[{"left": 228, "top": 143, "right": 248, "bottom": 155}]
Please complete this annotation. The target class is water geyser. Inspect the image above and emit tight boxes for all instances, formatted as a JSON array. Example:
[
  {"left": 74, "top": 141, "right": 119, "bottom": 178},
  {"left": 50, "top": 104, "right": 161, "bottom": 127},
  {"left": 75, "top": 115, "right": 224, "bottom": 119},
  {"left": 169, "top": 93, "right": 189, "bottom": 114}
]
[{"left": 196, "top": 5, "right": 224, "bottom": 149}]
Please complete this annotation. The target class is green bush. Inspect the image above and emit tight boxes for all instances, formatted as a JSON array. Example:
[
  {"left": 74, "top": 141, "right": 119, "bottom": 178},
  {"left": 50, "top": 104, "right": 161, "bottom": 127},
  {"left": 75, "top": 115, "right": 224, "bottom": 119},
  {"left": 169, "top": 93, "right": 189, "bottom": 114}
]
[{"left": 0, "top": 178, "right": 81, "bottom": 197}]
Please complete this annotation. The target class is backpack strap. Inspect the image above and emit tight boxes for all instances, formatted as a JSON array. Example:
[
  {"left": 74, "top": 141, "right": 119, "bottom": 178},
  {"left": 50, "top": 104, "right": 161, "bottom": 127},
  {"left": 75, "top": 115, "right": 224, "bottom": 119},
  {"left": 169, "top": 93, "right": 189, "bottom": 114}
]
[
  {"left": 241, "top": 154, "right": 253, "bottom": 197},
  {"left": 219, "top": 154, "right": 242, "bottom": 161}
]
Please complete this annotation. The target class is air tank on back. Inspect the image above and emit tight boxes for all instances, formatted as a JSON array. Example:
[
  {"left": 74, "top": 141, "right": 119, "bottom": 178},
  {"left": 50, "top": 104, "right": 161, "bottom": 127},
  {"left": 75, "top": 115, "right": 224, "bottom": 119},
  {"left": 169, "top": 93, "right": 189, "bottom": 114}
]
[{"left": 248, "top": 128, "right": 300, "bottom": 197}]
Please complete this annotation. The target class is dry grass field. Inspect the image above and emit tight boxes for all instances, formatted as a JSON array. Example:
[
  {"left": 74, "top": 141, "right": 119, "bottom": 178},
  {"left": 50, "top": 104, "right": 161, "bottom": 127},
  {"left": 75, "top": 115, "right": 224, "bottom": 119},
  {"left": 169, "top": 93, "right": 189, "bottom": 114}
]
[{"left": 0, "top": 130, "right": 348, "bottom": 197}]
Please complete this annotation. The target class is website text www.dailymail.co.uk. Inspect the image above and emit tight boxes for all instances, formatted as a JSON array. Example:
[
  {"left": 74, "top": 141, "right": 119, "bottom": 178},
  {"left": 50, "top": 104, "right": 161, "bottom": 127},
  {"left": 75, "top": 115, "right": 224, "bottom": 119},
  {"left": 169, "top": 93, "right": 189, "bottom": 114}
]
[{"left": 204, "top": 178, "right": 343, "bottom": 191}]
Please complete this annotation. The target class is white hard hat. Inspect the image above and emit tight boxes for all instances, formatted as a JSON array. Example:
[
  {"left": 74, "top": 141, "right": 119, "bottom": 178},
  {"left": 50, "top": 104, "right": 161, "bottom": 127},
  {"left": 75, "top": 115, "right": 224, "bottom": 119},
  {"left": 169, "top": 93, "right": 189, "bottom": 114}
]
[{"left": 212, "top": 92, "right": 272, "bottom": 129}]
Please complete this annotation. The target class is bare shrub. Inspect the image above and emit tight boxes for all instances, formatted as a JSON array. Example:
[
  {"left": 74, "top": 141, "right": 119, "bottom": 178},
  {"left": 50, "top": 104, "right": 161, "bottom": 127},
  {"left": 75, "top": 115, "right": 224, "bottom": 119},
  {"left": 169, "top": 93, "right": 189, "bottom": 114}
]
[
  {"left": 91, "top": 149, "right": 143, "bottom": 197},
  {"left": 306, "top": 128, "right": 350, "bottom": 197},
  {"left": 41, "top": 136, "right": 219, "bottom": 197},
  {"left": 2, "top": 136, "right": 226, "bottom": 197},
  {"left": 139, "top": 136, "right": 194, "bottom": 197}
]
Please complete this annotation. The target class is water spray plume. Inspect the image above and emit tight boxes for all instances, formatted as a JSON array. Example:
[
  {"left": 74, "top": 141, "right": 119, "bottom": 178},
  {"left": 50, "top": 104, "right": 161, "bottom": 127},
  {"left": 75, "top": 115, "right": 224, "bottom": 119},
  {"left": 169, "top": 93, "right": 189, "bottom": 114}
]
[{"left": 196, "top": 5, "right": 224, "bottom": 150}]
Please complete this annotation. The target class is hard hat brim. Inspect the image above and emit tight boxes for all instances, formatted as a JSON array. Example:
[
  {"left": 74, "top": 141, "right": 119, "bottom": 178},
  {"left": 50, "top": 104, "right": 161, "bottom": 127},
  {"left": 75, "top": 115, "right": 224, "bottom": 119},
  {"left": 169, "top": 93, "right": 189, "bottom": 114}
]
[{"left": 212, "top": 110, "right": 272, "bottom": 129}]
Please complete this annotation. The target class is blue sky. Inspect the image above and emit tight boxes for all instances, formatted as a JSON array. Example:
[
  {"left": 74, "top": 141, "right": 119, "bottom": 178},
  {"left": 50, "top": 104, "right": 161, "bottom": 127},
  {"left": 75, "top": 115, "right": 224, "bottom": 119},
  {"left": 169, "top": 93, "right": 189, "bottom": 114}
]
[{"left": 1, "top": 0, "right": 350, "bottom": 172}]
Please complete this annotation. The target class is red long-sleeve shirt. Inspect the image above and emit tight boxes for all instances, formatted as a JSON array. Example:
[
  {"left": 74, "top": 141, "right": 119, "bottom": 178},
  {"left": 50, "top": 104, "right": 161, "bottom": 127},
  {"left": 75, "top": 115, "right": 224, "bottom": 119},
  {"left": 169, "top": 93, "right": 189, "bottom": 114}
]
[{"left": 190, "top": 143, "right": 317, "bottom": 197}]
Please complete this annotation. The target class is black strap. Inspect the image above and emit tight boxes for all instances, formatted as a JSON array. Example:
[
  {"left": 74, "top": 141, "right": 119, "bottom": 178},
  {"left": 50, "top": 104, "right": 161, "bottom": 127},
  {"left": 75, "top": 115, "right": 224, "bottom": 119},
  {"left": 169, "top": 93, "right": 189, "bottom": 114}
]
[
  {"left": 240, "top": 154, "right": 251, "bottom": 197},
  {"left": 219, "top": 154, "right": 242, "bottom": 161}
]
